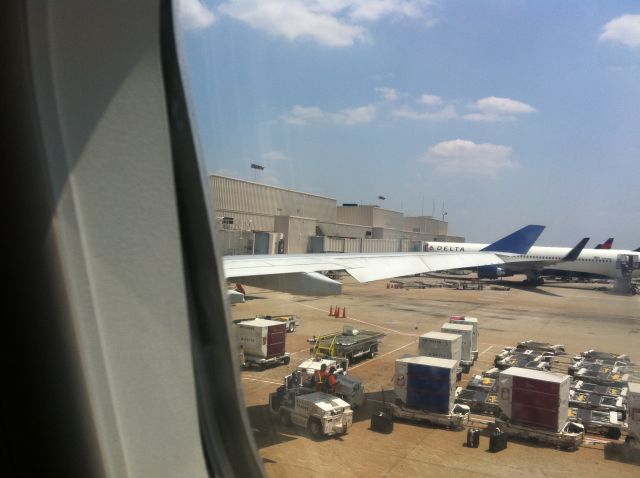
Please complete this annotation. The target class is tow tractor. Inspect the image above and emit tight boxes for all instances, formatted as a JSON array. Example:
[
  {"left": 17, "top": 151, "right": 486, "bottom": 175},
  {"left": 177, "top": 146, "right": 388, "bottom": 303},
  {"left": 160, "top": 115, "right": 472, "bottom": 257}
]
[{"left": 268, "top": 373, "right": 353, "bottom": 438}]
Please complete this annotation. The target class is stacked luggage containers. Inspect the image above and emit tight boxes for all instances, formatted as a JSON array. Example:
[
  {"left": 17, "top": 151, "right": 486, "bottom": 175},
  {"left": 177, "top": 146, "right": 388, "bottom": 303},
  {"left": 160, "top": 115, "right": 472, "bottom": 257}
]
[
  {"left": 449, "top": 316, "right": 479, "bottom": 360},
  {"left": 441, "top": 322, "right": 474, "bottom": 371}
]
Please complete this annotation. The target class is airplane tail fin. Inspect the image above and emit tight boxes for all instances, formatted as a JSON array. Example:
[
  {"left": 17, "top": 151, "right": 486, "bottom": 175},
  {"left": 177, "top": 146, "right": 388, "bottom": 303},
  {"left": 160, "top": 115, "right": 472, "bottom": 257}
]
[
  {"left": 562, "top": 238, "right": 590, "bottom": 261},
  {"left": 595, "top": 237, "right": 614, "bottom": 250},
  {"left": 481, "top": 225, "right": 545, "bottom": 254}
]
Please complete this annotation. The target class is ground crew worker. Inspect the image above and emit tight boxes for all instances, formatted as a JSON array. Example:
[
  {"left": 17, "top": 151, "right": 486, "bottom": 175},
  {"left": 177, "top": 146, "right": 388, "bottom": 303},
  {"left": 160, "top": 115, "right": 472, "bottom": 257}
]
[
  {"left": 314, "top": 363, "right": 327, "bottom": 391},
  {"left": 325, "top": 366, "right": 337, "bottom": 394}
]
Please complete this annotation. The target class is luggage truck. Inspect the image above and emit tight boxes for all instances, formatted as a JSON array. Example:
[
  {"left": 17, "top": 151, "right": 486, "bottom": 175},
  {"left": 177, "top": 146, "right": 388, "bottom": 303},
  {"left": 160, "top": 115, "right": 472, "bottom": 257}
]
[
  {"left": 496, "top": 367, "right": 584, "bottom": 450},
  {"left": 441, "top": 322, "right": 474, "bottom": 372},
  {"left": 388, "top": 357, "right": 470, "bottom": 429},
  {"left": 268, "top": 374, "right": 353, "bottom": 438},
  {"left": 311, "top": 325, "right": 385, "bottom": 364},
  {"left": 235, "top": 319, "right": 291, "bottom": 369}
]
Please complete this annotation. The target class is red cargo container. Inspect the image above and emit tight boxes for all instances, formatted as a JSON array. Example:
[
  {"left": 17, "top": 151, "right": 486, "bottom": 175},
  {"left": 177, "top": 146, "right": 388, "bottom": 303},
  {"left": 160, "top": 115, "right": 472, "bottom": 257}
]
[
  {"left": 235, "top": 319, "right": 286, "bottom": 359},
  {"left": 498, "top": 368, "right": 570, "bottom": 432}
]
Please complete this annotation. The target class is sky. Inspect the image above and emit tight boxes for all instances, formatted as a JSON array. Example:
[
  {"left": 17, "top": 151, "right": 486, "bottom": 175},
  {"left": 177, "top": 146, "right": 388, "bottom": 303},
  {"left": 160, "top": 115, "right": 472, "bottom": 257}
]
[{"left": 177, "top": 1, "right": 640, "bottom": 247}]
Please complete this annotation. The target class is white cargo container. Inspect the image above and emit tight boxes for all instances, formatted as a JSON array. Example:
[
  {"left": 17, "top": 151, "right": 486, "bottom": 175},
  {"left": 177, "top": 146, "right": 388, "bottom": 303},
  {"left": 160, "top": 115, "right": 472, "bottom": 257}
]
[
  {"left": 449, "top": 316, "right": 478, "bottom": 358},
  {"left": 628, "top": 382, "right": 640, "bottom": 441},
  {"left": 441, "top": 323, "right": 474, "bottom": 367},
  {"left": 498, "top": 367, "right": 570, "bottom": 433},
  {"left": 418, "top": 332, "right": 462, "bottom": 362}
]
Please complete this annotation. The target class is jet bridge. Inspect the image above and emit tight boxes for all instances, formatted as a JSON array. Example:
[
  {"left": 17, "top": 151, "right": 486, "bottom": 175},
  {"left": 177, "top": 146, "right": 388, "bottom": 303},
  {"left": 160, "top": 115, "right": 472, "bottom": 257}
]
[{"left": 615, "top": 254, "right": 640, "bottom": 294}]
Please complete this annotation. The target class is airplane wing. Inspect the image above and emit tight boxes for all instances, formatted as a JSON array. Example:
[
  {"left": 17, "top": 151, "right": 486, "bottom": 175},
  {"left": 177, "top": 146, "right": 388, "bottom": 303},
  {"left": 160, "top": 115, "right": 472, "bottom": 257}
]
[
  {"left": 224, "top": 251, "right": 511, "bottom": 282},
  {"left": 223, "top": 225, "right": 545, "bottom": 295}
]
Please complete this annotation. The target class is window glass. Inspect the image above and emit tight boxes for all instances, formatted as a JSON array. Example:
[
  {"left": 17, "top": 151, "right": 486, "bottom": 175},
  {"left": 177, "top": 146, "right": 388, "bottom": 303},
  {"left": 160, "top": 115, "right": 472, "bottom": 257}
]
[{"left": 176, "top": 2, "right": 639, "bottom": 476}]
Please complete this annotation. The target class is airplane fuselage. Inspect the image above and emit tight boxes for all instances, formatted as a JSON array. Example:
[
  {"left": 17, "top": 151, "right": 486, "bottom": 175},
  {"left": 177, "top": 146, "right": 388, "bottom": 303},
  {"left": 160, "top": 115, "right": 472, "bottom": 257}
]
[{"left": 425, "top": 243, "right": 640, "bottom": 279}]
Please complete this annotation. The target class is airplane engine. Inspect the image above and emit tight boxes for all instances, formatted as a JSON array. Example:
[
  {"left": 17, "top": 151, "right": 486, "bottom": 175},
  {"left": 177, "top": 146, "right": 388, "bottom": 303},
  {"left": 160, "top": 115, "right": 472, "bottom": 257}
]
[{"left": 477, "top": 265, "right": 510, "bottom": 279}]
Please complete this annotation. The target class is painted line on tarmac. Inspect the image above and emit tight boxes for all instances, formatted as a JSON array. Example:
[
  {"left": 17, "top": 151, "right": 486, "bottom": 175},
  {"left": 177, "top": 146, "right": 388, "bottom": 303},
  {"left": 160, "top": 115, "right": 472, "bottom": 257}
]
[
  {"left": 241, "top": 376, "right": 282, "bottom": 386},
  {"left": 349, "top": 340, "right": 416, "bottom": 371},
  {"left": 478, "top": 345, "right": 495, "bottom": 357},
  {"left": 288, "top": 299, "right": 417, "bottom": 337}
]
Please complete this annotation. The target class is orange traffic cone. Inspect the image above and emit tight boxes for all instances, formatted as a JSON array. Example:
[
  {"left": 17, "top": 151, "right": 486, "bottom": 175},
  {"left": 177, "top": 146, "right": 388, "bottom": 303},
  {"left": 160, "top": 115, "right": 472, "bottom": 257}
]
[
  {"left": 341, "top": 307, "right": 347, "bottom": 318},
  {"left": 328, "top": 305, "right": 333, "bottom": 316},
  {"left": 334, "top": 306, "right": 340, "bottom": 317}
]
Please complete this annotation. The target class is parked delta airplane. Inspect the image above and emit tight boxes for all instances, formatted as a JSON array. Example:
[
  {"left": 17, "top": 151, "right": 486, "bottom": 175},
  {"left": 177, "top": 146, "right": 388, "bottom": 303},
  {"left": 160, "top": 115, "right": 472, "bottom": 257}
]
[{"left": 424, "top": 240, "right": 640, "bottom": 286}]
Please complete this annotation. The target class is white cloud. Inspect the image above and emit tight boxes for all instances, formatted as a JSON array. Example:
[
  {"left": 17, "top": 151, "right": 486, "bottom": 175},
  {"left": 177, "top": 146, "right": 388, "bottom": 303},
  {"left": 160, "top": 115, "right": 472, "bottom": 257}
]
[
  {"left": 333, "top": 104, "right": 376, "bottom": 124},
  {"left": 178, "top": 0, "right": 216, "bottom": 30},
  {"left": 392, "top": 104, "right": 456, "bottom": 120},
  {"left": 376, "top": 87, "right": 400, "bottom": 102},
  {"left": 420, "top": 94, "right": 442, "bottom": 105},
  {"left": 219, "top": 1, "right": 367, "bottom": 47},
  {"left": 282, "top": 105, "right": 327, "bottom": 125},
  {"left": 421, "top": 139, "right": 517, "bottom": 176},
  {"left": 345, "top": 0, "right": 428, "bottom": 22},
  {"left": 600, "top": 15, "right": 640, "bottom": 48},
  {"left": 218, "top": 0, "right": 435, "bottom": 47},
  {"left": 464, "top": 96, "right": 537, "bottom": 122},
  {"left": 263, "top": 151, "right": 290, "bottom": 161},
  {"left": 281, "top": 103, "right": 375, "bottom": 125}
]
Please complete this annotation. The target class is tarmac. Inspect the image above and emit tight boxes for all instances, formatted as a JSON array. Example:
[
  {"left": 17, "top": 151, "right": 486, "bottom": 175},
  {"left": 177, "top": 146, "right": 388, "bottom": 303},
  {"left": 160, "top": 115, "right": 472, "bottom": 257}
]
[{"left": 233, "top": 275, "right": 640, "bottom": 477}]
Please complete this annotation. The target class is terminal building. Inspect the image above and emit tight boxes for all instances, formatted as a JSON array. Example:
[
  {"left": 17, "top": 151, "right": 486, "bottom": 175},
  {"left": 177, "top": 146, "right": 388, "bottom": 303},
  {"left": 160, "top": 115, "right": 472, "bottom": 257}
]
[{"left": 210, "top": 175, "right": 464, "bottom": 255}]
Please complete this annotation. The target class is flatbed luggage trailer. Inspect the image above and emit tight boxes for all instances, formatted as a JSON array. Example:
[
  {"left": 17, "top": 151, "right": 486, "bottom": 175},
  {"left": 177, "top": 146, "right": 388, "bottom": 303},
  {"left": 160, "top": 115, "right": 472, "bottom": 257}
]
[
  {"left": 495, "top": 419, "right": 584, "bottom": 450},
  {"left": 390, "top": 402, "right": 470, "bottom": 429},
  {"left": 311, "top": 325, "right": 385, "bottom": 363}
]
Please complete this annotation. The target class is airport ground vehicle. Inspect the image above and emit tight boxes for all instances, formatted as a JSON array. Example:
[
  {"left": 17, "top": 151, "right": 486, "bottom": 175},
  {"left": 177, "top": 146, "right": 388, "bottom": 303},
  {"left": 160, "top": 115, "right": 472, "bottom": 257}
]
[
  {"left": 295, "top": 358, "right": 365, "bottom": 408},
  {"left": 235, "top": 315, "right": 301, "bottom": 332},
  {"left": 268, "top": 376, "right": 353, "bottom": 438},
  {"left": 605, "top": 382, "right": 640, "bottom": 462},
  {"left": 388, "top": 401, "right": 470, "bottom": 429},
  {"left": 311, "top": 325, "right": 385, "bottom": 363},
  {"left": 494, "top": 418, "right": 585, "bottom": 450},
  {"left": 568, "top": 407, "right": 623, "bottom": 439},
  {"left": 265, "top": 315, "right": 300, "bottom": 332}
]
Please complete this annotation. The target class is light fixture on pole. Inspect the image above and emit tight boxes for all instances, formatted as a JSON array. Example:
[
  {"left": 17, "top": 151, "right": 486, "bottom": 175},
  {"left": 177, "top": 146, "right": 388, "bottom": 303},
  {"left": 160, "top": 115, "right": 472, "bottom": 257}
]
[{"left": 250, "top": 163, "right": 264, "bottom": 180}]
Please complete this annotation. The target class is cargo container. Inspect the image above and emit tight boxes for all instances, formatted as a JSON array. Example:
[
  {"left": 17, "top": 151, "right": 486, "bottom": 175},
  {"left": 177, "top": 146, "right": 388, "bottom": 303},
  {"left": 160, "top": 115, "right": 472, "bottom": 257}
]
[
  {"left": 604, "top": 382, "right": 640, "bottom": 461},
  {"left": 498, "top": 367, "right": 570, "bottom": 433},
  {"left": 394, "top": 356, "right": 457, "bottom": 414},
  {"left": 418, "top": 332, "right": 462, "bottom": 362},
  {"left": 235, "top": 318, "right": 290, "bottom": 369},
  {"left": 441, "top": 323, "right": 474, "bottom": 369},
  {"left": 449, "top": 316, "right": 478, "bottom": 358},
  {"left": 628, "top": 382, "right": 640, "bottom": 441}
]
